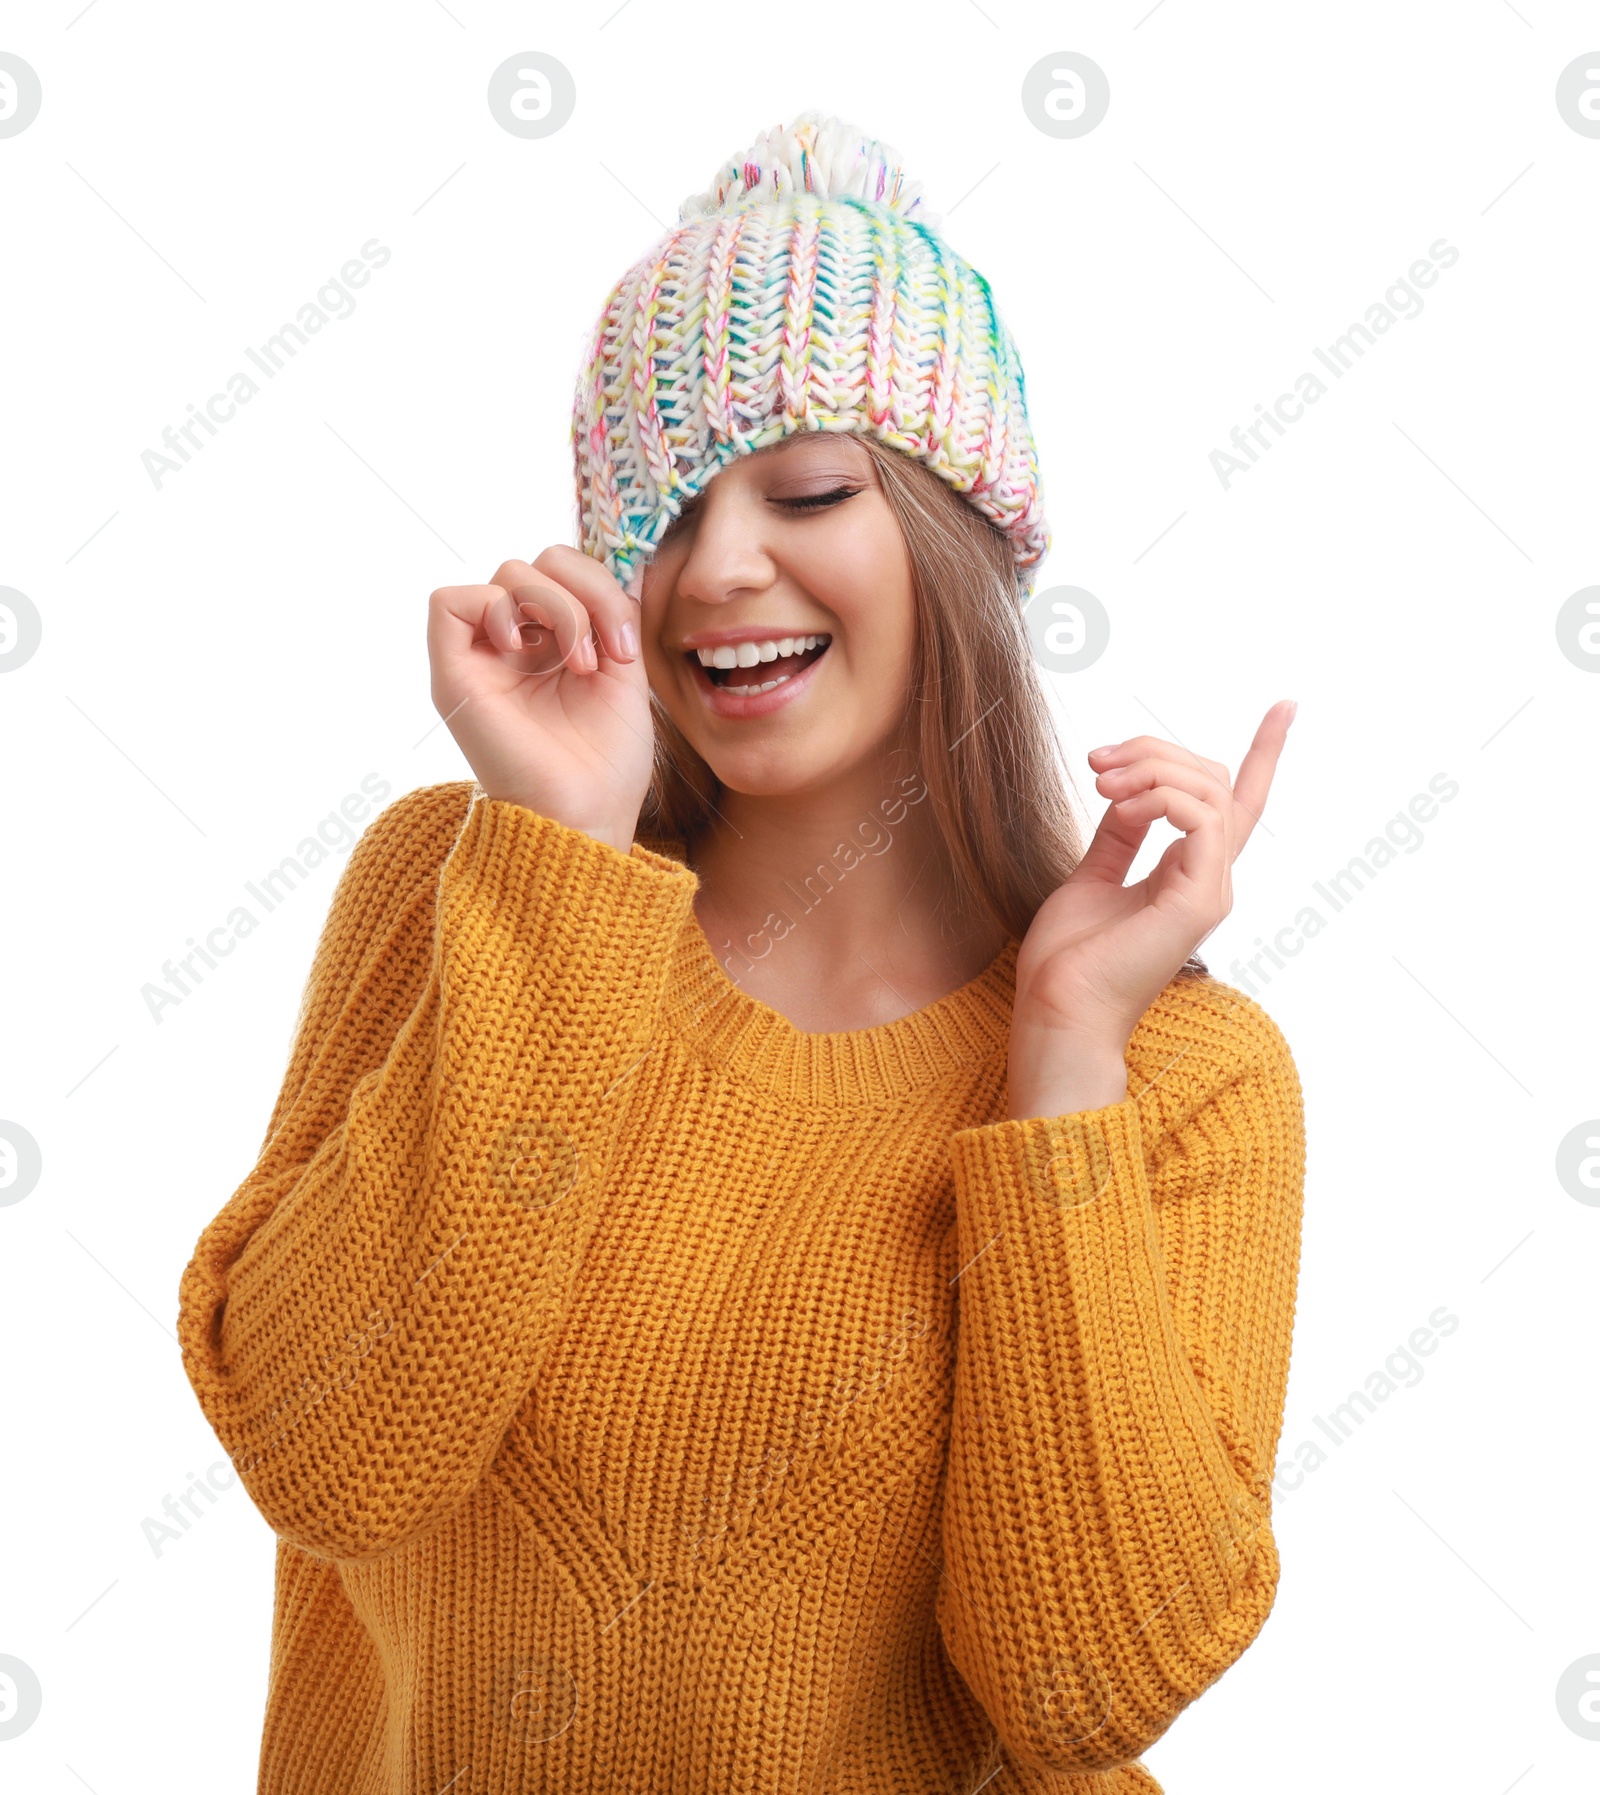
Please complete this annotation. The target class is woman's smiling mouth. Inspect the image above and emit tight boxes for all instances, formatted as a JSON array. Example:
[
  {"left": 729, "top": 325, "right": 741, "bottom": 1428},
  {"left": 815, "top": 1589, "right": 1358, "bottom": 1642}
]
[{"left": 680, "top": 632, "right": 833, "bottom": 717}]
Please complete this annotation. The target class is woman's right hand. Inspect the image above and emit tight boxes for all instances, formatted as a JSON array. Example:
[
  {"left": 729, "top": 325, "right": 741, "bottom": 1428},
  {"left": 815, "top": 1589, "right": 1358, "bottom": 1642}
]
[{"left": 427, "top": 547, "right": 654, "bottom": 852}]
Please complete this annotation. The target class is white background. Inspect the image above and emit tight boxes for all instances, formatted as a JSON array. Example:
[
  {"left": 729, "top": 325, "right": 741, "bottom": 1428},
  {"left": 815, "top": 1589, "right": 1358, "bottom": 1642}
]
[{"left": 2, "top": 2, "right": 1595, "bottom": 1790}]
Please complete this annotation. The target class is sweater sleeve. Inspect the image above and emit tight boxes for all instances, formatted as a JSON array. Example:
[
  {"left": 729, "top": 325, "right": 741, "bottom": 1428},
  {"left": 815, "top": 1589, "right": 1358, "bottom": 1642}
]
[
  {"left": 938, "top": 982, "right": 1305, "bottom": 1774},
  {"left": 176, "top": 783, "right": 700, "bottom": 1564}
]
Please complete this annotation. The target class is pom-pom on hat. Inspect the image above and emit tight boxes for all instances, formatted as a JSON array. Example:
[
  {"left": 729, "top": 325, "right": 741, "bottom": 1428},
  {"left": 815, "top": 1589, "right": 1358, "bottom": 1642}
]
[{"left": 570, "top": 109, "right": 1050, "bottom": 601}]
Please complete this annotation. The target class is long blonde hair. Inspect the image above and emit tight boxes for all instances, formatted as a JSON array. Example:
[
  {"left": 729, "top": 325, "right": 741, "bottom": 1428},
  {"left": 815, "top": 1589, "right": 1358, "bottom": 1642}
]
[{"left": 637, "top": 434, "right": 1208, "bottom": 976}]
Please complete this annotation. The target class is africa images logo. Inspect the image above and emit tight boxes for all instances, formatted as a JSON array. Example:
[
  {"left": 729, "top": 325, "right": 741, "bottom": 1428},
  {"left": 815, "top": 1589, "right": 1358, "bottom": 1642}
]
[
  {"left": 1209, "top": 239, "right": 1460, "bottom": 490},
  {"left": 139, "top": 239, "right": 392, "bottom": 489}
]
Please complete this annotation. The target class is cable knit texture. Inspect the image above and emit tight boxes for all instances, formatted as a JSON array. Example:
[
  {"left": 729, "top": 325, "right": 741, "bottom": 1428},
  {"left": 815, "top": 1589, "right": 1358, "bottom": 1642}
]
[{"left": 177, "top": 781, "right": 1305, "bottom": 1794}]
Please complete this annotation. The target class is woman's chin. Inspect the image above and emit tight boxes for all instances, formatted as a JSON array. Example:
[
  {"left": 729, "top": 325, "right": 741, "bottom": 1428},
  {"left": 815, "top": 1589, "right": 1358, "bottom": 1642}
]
[
  {"left": 692, "top": 722, "right": 879, "bottom": 799},
  {"left": 695, "top": 751, "right": 842, "bottom": 801}
]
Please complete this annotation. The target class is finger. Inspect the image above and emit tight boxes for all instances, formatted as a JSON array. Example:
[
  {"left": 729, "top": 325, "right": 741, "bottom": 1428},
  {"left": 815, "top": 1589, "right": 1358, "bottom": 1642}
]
[
  {"left": 531, "top": 544, "right": 640, "bottom": 666},
  {"left": 508, "top": 580, "right": 593, "bottom": 673},
  {"left": 1152, "top": 829, "right": 1233, "bottom": 921},
  {"left": 1088, "top": 735, "right": 1228, "bottom": 783},
  {"left": 481, "top": 558, "right": 595, "bottom": 672},
  {"left": 1089, "top": 721, "right": 1283, "bottom": 852},
  {"left": 428, "top": 582, "right": 529, "bottom": 671},
  {"left": 1096, "top": 754, "right": 1235, "bottom": 867},
  {"left": 1072, "top": 778, "right": 1162, "bottom": 888},
  {"left": 1228, "top": 700, "right": 1296, "bottom": 856},
  {"left": 1095, "top": 754, "right": 1231, "bottom": 808},
  {"left": 1109, "top": 785, "right": 1229, "bottom": 912}
]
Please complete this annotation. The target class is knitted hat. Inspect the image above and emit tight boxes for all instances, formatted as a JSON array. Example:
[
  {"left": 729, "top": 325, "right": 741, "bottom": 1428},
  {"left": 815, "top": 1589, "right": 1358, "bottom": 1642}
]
[{"left": 570, "top": 110, "right": 1050, "bottom": 602}]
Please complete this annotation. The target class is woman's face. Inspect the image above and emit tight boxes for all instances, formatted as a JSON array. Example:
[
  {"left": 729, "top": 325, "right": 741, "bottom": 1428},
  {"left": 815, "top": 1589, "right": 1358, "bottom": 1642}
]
[{"left": 639, "top": 432, "right": 916, "bottom": 799}]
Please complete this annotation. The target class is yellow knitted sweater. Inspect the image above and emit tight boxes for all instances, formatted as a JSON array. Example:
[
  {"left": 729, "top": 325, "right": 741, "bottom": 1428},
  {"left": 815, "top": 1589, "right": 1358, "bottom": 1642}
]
[{"left": 177, "top": 781, "right": 1305, "bottom": 1795}]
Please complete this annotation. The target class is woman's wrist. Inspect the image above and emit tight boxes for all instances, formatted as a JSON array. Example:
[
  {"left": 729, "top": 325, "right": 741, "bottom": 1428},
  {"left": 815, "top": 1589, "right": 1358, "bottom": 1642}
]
[{"left": 1005, "top": 1025, "right": 1130, "bottom": 1122}]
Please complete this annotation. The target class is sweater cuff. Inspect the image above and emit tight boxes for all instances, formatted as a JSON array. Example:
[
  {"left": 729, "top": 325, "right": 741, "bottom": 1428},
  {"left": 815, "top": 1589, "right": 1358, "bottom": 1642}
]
[
  {"left": 950, "top": 1094, "right": 1143, "bottom": 1216},
  {"left": 441, "top": 793, "right": 699, "bottom": 998}
]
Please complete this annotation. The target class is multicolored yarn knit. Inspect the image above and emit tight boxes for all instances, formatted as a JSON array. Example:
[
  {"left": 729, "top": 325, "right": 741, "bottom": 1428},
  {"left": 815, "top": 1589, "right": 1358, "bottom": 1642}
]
[
  {"left": 570, "top": 110, "right": 1051, "bottom": 599},
  {"left": 177, "top": 780, "right": 1305, "bottom": 1794}
]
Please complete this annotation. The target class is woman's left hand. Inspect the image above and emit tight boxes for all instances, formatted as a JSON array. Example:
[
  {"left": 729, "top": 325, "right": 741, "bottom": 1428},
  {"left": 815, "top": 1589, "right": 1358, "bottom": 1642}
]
[{"left": 1006, "top": 700, "right": 1297, "bottom": 1121}]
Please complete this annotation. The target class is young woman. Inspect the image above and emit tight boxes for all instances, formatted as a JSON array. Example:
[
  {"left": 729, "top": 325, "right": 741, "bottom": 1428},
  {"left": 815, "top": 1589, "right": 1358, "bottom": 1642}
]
[{"left": 180, "top": 111, "right": 1304, "bottom": 1794}]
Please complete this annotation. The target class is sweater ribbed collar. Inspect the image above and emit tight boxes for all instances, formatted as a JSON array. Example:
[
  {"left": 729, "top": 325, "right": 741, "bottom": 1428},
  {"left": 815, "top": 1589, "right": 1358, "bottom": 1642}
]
[{"left": 637, "top": 831, "right": 1019, "bottom": 1114}]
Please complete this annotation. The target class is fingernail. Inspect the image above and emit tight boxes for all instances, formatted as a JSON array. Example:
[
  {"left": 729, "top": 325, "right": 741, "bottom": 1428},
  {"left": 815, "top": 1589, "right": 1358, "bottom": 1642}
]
[
  {"left": 581, "top": 637, "right": 598, "bottom": 669},
  {"left": 1089, "top": 744, "right": 1116, "bottom": 757},
  {"left": 619, "top": 620, "right": 639, "bottom": 658},
  {"left": 1285, "top": 700, "right": 1299, "bottom": 724}
]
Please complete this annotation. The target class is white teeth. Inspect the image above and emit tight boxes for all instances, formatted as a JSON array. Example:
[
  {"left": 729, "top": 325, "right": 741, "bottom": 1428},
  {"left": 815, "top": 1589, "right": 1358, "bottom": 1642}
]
[{"left": 695, "top": 633, "right": 829, "bottom": 669}]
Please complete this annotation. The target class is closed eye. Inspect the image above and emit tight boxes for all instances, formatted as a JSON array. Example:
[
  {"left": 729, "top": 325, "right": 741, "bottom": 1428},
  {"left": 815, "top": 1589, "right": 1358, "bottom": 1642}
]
[
  {"left": 659, "top": 481, "right": 864, "bottom": 545},
  {"left": 776, "top": 484, "right": 865, "bottom": 512}
]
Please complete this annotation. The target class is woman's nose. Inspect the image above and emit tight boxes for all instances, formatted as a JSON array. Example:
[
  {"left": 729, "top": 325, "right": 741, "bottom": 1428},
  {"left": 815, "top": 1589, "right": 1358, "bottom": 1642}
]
[{"left": 673, "top": 490, "right": 777, "bottom": 603}]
